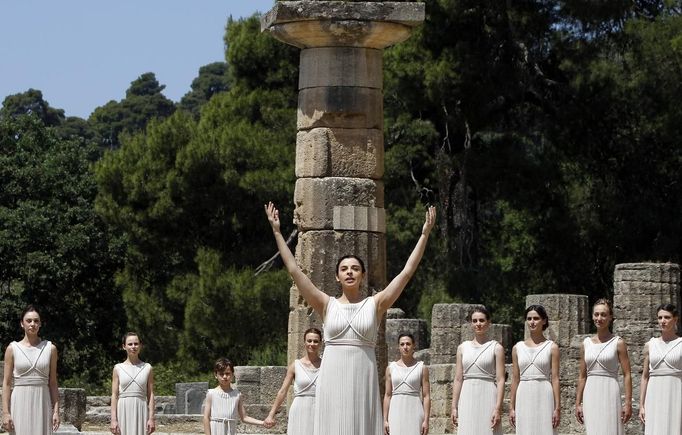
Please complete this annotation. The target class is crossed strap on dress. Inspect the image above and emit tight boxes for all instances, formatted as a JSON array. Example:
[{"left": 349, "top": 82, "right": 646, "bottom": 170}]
[
  {"left": 12, "top": 340, "right": 50, "bottom": 382},
  {"left": 463, "top": 340, "right": 497, "bottom": 381},
  {"left": 392, "top": 361, "right": 422, "bottom": 396},
  {"left": 326, "top": 298, "right": 375, "bottom": 347},
  {"left": 118, "top": 363, "right": 148, "bottom": 398},
  {"left": 586, "top": 336, "right": 619, "bottom": 377},
  {"left": 294, "top": 360, "right": 319, "bottom": 397},
  {"left": 519, "top": 340, "right": 552, "bottom": 381},
  {"left": 650, "top": 337, "right": 682, "bottom": 375}
]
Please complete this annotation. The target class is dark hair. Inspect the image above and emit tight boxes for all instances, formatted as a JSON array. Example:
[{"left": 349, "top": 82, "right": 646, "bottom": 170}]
[
  {"left": 20, "top": 304, "right": 41, "bottom": 321},
  {"left": 398, "top": 333, "right": 415, "bottom": 344},
  {"left": 657, "top": 303, "right": 678, "bottom": 317},
  {"left": 525, "top": 305, "right": 549, "bottom": 330},
  {"left": 122, "top": 332, "right": 141, "bottom": 345},
  {"left": 470, "top": 305, "right": 491, "bottom": 321},
  {"left": 335, "top": 255, "right": 366, "bottom": 274},
  {"left": 303, "top": 327, "right": 322, "bottom": 340},
  {"left": 214, "top": 357, "right": 234, "bottom": 374},
  {"left": 593, "top": 298, "right": 614, "bottom": 317}
]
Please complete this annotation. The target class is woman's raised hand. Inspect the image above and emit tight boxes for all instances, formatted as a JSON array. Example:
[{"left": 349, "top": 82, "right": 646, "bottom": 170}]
[
  {"left": 422, "top": 206, "right": 436, "bottom": 236},
  {"left": 264, "top": 202, "right": 281, "bottom": 233}
]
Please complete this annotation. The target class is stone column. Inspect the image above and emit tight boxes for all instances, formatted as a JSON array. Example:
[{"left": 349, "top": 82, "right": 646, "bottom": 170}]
[
  {"left": 261, "top": 2, "right": 425, "bottom": 370},
  {"left": 613, "top": 262, "right": 681, "bottom": 429}
]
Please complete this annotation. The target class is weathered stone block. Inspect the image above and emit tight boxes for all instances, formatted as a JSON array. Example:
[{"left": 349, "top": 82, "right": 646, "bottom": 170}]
[
  {"left": 295, "top": 128, "right": 384, "bottom": 179},
  {"left": 386, "top": 318, "right": 428, "bottom": 361},
  {"left": 59, "top": 388, "right": 86, "bottom": 430},
  {"left": 235, "top": 366, "right": 261, "bottom": 384},
  {"left": 333, "top": 205, "right": 386, "bottom": 233},
  {"left": 298, "top": 87, "right": 383, "bottom": 130},
  {"left": 175, "top": 382, "right": 208, "bottom": 415},
  {"left": 294, "top": 177, "right": 384, "bottom": 230},
  {"left": 295, "top": 229, "right": 386, "bottom": 296},
  {"left": 299, "top": 47, "right": 383, "bottom": 89},
  {"left": 261, "top": 2, "right": 425, "bottom": 49}
]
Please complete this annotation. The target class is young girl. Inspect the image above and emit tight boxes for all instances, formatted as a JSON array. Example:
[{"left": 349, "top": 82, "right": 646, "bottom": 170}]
[
  {"left": 264, "top": 328, "right": 322, "bottom": 434},
  {"left": 203, "top": 358, "right": 265, "bottom": 435},
  {"left": 110, "top": 332, "right": 155, "bottom": 435},
  {"left": 2, "top": 305, "right": 60, "bottom": 434}
]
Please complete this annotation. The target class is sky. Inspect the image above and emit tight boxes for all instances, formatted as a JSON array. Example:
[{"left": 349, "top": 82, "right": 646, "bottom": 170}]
[{"left": 0, "top": 0, "right": 276, "bottom": 119}]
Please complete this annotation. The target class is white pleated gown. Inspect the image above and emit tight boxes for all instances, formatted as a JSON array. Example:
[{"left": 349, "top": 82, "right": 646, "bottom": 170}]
[
  {"left": 582, "top": 336, "right": 623, "bottom": 435},
  {"left": 288, "top": 359, "right": 319, "bottom": 435},
  {"left": 315, "top": 297, "right": 382, "bottom": 435},
  {"left": 515, "top": 341, "right": 557, "bottom": 435},
  {"left": 206, "top": 388, "right": 241, "bottom": 435},
  {"left": 115, "top": 362, "right": 151, "bottom": 435},
  {"left": 644, "top": 336, "right": 682, "bottom": 435},
  {"left": 9, "top": 340, "right": 53, "bottom": 435},
  {"left": 457, "top": 340, "right": 502, "bottom": 435},
  {"left": 387, "top": 361, "right": 425, "bottom": 435}
]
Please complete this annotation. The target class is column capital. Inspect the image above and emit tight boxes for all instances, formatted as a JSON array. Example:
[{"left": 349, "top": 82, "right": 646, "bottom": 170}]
[{"left": 261, "top": 1, "right": 425, "bottom": 49}]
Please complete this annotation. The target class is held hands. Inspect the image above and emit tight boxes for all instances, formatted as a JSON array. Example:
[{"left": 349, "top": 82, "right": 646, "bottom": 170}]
[
  {"left": 264, "top": 202, "right": 281, "bottom": 233},
  {"left": 264, "top": 416, "right": 276, "bottom": 429},
  {"left": 422, "top": 206, "right": 436, "bottom": 236},
  {"left": 575, "top": 404, "right": 584, "bottom": 425}
]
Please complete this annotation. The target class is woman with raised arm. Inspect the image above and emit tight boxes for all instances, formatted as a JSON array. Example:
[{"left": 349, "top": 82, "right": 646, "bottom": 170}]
[
  {"left": 383, "top": 333, "right": 431, "bottom": 435},
  {"left": 451, "top": 305, "right": 505, "bottom": 435},
  {"left": 575, "top": 299, "right": 632, "bottom": 434},
  {"left": 2, "top": 305, "right": 60, "bottom": 435},
  {"left": 265, "top": 202, "right": 436, "bottom": 435},
  {"left": 264, "top": 328, "right": 322, "bottom": 434},
  {"left": 509, "top": 305, "right": 560, "bottom": 435},
  {"left": 639, "top": 303, "right": 681, "bottom": 435}
]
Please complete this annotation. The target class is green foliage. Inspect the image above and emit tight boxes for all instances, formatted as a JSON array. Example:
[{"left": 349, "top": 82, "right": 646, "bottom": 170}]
[
  {"left": 89, "top": 73, "right": 176, "bottom": 149},
  {"left": 179, "top": 62, "right": 231, "bottom": 118},
  {"left": 0, "top": 114, "right": 125, "bottom": 383}
]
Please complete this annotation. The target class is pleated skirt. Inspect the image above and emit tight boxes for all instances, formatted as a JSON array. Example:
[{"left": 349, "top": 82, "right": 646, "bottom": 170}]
[
  {"left": 583, "top": 375, "right": 623, "bottom": 435},
  {"left": 515, "top": 380, "right": 557, "bottom": 435},
  {"left": 10, "top": 384, "right": 52, "bottom": 435},
  {"left": 388, "top": 394, "right": 423, "bottom": 435},
  {"left": 288, "top": 395, "right": 315, "bottom": 435},
  {"left": 458, "top": 378, "right": 502, "bottom": 435},
  {"left": 644, "top": 376, "right": 682, "bottom": 435},
  {"left": 117, "top": 395, "right": 148, "bottom": 435},
  {"left": 314, "top": 344, "right": 382, "bottom": 435}
]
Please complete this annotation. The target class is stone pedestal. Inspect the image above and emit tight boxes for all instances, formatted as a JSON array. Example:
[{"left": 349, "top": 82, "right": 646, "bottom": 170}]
[
  {"left": 261, "top": 1, "right": 425, "bottom": 381},
  {"left": 175, "top": 382, "right": 208, "bottom": 415},
  {"left": 613, "top": 261, "right": 681, "bottom": 422}
]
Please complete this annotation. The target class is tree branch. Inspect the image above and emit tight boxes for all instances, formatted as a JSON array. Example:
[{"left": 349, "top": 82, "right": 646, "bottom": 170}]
[{"left": 254, "top": 229, "right": 298, "bottom": 275}]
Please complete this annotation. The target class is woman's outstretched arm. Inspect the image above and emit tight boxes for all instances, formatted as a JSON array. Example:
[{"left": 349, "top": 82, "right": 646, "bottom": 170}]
[
  {"left": 265, "top": 202, "right": 328, "bottom": 316},
  {"left": 375, "top": 206, "right": 436, "bottom": 315}
]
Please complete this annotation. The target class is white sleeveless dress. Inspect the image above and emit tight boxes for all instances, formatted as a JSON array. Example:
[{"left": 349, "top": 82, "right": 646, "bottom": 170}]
[
  {"left": 10, "top": 340, "right": 53, "bottom": 435},
  {"left": 387, "top": 361, "right": 424, "bottom": 435},
  {"left": 115, "top": 362, "right": 151, "bottom": 435},
  {"left": 644, "top": 336, "right": 682, "bottom": 435},
  {"left": 515, "top": 340, "right": 557, "bottom": 435},
  {"left": 457, "top": 340, "right": 502, "bottom": 435},
  {"left": 288, "top": 359, "right": 319, "bottom": 435},
  {"left": 314, "top": 297, "right": 382, "bottom": 435},
  {"left": 582, "top": 336, "right": 623, "bottom": 434},
  {"left": 206, "top": 387, "right": 241, "bottom": 435}
]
